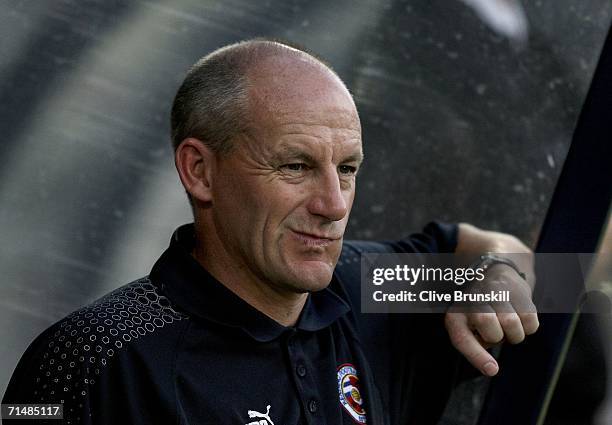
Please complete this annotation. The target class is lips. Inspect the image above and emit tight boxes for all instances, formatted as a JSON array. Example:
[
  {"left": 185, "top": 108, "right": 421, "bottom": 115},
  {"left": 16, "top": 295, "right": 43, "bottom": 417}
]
[{"left": 291, "top": 230, "right": 341, "bottom": 247}]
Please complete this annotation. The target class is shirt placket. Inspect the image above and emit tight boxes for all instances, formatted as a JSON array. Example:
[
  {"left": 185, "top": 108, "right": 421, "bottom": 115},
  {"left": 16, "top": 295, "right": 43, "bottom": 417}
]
[{"left": 285, "top": 329, "right": 326, "bottom": 425}]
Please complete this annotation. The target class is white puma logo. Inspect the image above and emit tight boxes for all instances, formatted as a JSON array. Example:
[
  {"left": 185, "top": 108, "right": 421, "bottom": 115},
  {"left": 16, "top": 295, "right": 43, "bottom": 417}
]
[{"left": 245, "top": 404, "right": 275, "bottom": 425}]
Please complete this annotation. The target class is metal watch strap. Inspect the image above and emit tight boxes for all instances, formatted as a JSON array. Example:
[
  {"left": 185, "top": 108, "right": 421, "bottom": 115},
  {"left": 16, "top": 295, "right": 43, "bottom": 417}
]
[{"left": 471, "top": 253, "right": 527, "bottom": 281}]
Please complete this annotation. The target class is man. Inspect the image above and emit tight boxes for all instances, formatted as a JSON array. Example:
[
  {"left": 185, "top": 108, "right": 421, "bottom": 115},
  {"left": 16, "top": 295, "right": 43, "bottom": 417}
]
[{"left": 3, "top": 39, "right": 538, "bottom": 425}]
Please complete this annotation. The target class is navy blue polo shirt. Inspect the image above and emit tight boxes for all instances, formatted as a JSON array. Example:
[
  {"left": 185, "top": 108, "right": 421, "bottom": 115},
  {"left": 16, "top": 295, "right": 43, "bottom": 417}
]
[{"left": 3, "top": 222, "right": 463, "bottom": 425}]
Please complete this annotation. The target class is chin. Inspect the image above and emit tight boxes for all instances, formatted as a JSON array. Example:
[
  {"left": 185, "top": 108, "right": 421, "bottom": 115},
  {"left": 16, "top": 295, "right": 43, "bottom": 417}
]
[{"left": 288, "top": 260, "right": 335, "bottom": 293}]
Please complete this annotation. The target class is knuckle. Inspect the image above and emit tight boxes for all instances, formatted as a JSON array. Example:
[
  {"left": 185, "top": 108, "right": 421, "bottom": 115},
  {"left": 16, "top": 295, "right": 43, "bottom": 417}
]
[
  {"left": 499, "top": 314, "right": 520, "bottom": 329},
  {"left": 471, "top": 313, "right": 489, "bottom": 326}
]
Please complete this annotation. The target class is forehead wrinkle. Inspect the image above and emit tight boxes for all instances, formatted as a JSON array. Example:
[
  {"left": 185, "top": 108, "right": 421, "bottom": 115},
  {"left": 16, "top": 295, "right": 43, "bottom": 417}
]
[
  {"left": 273, "top": 110, "right": 361, "bottom": 131},
  {"left": 274, "top": 120, "right": 361, "bottom": 145}
]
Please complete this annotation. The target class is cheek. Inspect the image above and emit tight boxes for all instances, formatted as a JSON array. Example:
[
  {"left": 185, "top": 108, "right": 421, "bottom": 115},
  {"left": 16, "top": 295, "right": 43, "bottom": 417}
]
[
  {"left": 341, "top": 189, "right": 356, "bottom": 220},
  {"left": 346, "top": 185, "right": 356, "bottom": 204},
  {"left": 224, "top": 180, "right": 304, "bottom": 241},
  {"left": 220, "top": 172, "right": 265, "bottom": 211},
  {"left": 263, "top": 184, "right": 308, "bottom": 216},
  {"left": 213, "top": 176, "right": 262, "bottom": 238}
]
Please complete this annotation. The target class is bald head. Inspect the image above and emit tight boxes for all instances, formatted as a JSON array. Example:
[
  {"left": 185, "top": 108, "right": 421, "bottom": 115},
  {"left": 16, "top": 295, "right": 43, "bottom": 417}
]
[{"left": 170, "top": 39, "right": 355, "bottom": 154}]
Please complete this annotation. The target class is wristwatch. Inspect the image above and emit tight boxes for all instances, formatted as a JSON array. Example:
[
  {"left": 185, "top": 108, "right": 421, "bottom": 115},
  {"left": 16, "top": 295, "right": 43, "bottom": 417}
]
[{"left": 471, "top": 253, "right": 527, "bottom": 281}]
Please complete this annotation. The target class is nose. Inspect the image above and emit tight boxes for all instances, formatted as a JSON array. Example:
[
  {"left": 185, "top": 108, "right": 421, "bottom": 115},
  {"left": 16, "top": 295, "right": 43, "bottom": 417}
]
[{"left": 306, "top": 167, "right": 349, "bottom": 222}]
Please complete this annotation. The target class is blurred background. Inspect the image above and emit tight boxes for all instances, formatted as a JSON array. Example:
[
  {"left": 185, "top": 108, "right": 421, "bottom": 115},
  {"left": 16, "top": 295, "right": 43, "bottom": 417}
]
[{"left": 0, "top": 0, "right": 610, "bottom": 423}]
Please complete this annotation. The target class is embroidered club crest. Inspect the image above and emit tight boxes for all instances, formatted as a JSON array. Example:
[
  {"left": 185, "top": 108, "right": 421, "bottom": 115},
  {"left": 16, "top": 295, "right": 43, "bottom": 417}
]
[{"left": 337, "top": 363, "right": 367, "bottom": 423}]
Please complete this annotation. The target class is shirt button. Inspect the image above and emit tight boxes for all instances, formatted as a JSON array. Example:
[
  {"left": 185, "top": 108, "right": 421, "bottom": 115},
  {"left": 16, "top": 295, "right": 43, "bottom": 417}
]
[
  {"left": 296, "top": 364, "right": 307, "bottom": 377},
  {"left": 308, "top": 399, "right": 318, "bottom": 413}
]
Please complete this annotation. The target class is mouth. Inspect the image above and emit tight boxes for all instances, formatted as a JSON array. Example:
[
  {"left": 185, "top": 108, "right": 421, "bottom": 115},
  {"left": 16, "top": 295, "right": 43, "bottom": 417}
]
[{"left": 290, "top": 230, "right": 341, "bottom": 247}]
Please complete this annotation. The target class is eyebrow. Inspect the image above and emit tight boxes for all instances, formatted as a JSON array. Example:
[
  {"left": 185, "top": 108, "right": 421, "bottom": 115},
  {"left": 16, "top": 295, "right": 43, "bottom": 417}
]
[
  {"left": 272, "top": 145, "right": 364, "bottom": 165},
  {"left": 272, "top": 146, "right": 316, "bottom": 164},
  {"left": 343, "top": 151, "right": 365, "bottom": 164}
]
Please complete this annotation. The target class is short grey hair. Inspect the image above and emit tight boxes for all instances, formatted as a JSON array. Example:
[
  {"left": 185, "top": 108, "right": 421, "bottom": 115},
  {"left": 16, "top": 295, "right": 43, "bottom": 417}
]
[{"left": 170, "top": 38, "right": 338, "bottom": 154}]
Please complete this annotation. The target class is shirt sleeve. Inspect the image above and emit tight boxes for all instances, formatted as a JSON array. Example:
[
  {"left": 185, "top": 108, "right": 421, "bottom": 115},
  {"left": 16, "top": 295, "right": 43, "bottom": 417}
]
[
  {"left": 383, "top": 221, "right": 458, "bottom": 254},
  {"left": 1, "top": 321, "right": 93, "bottom": 425},
  {"left": 339, "top": 221, "right": 458, "bottom": 259},
  {"left": 2, "top": 291, "right": 185, "bottom": 425}
]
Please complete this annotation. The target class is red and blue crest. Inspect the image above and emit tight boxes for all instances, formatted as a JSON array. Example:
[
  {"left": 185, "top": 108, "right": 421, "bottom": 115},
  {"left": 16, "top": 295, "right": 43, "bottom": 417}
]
[{"left": 337, "top": 363, "right": 366, "bottom": 423}]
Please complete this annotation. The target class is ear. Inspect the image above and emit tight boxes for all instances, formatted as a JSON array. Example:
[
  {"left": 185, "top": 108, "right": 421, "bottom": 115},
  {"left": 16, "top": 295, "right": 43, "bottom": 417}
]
[{"left": 174, "top": 138, "right": 216, "bottom": 203}]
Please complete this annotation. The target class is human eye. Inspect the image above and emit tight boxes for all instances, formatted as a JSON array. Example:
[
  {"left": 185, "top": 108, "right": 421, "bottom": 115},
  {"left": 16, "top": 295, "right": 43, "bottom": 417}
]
[
  {"left": 281, "top": 163, "right": 308, "bottom": 172},
  {"left": 338, "top": 164, "right": 358, "bottom": 175}
]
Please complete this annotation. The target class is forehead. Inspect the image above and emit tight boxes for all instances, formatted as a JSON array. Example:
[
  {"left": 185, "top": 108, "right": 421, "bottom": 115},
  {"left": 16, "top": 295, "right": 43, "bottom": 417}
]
[
  {"left": 271, "top": 108, "right": 361, "bottom": 136},
  {"left": 248, "top": 108, "right": 363, "bottom": 162},
  {"left": 246, "top": 55, "right": 361, "bottom": 136}
]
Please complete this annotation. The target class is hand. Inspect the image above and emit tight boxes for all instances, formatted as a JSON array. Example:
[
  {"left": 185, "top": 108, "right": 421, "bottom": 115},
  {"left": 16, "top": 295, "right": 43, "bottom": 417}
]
[{"left": 444, "top": 266, "right": 539, "bottom": 376}]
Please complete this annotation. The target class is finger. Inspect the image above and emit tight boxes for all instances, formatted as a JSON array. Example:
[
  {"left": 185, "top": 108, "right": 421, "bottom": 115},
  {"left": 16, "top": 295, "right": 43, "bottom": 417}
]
[
  {"left": 468, "top": 306, "right": 504, "bottom": 344},
  {"left": 445, "top": 313, "right": 499, "bottom": 376},
  {"left": 474, "top": 332, "right": 502, "bottom": 350},
  {"left": 518, "top": 311, "right": 539, "bottom": 335},
  {"left": 507, "top": 289, "right": 539, "bottom": 336},
  {"left": 493, "top": 307, "right": 525, "bottom": 344}
]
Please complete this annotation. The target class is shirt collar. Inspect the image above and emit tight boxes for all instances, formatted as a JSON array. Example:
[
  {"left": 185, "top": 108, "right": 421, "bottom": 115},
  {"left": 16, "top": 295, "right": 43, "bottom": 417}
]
[{"left": 149, "top": 223, "right": 350, "bottom": 342}]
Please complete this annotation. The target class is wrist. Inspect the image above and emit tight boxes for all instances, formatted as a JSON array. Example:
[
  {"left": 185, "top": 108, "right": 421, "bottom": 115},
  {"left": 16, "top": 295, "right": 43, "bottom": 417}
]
[{"left": 471, "top": 253, "right": 527, "bottom": 281}]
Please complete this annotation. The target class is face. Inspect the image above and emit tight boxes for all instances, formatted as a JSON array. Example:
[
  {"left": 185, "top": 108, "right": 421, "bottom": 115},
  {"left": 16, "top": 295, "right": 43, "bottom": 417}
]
[{"left": 209, "top": 58, "right": 363, "bottom": 295}]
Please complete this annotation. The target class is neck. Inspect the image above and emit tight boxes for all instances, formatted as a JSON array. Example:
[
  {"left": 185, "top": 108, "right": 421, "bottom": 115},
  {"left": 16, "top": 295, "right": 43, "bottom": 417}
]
[{"left": 192, "top": 222, "right": 307, "bottom": 327}]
